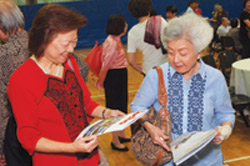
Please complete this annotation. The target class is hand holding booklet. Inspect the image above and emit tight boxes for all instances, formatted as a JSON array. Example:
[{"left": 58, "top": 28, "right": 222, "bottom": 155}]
[
  {"left": 170, "top": 129, "right": 216, "bottom": 165},
  {"left": 76, "top": 110, "right": 148, "bottom": 139},
  {"left": 77, "top": 109, "right": 216, "bottom": 165}
]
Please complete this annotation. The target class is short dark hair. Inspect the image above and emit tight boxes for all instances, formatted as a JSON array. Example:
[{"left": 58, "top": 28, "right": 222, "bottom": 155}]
[
  {"left": 106, "top": 14, "right": 126, "bottom": 36},
  {"left": 189, "top": 0, "right": 199, "bottom": 5},
  {"left": 28, "top": 3, "right": 87, "bottom": 58},
  {"left": 166, "top": 5, "right": 177, "bottom": 14},
  {"left": 230, "top": 18, "right": 239, "bottom": 28},
  {"left": 128, "top": 0, "right": 152, "bottom": 18},
  {"left": 150, "top": 8, "right": 157, "bottom": 16},
  {"left": 243, "top": 0, "right": 250, "bottom": 8}
]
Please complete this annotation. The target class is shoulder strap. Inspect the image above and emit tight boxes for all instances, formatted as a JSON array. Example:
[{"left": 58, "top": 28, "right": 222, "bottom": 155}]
[
  {"left": 155, "top": 66, "right": 168, "bottom": 107},
  {"left": 154, "top": 66, "right": 171, "bottom": 166}
]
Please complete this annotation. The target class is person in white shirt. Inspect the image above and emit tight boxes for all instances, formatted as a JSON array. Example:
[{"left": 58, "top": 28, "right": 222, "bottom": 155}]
[
  {"left": 127, "top": 0, "right": 168, "bottom": 75},
  {"left": 166, "top": 5, "right": 177, "bottom": 22},
  {"left": 185, "top": 0, "right": 198, "bottom": 14},
  {"left": 217, "top": 17, "right": 231, "bottom": 39}
]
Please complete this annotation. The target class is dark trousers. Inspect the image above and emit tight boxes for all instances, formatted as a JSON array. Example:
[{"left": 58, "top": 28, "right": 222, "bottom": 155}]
[
  {"left": 104, "top": 68, "right": 128, "bottom": 113},
  {"left": 4, "top": 116, "right": 32, "bottom": 166},
  {"left": 242, "top": 42, "right": 250, "bottom": 59}
]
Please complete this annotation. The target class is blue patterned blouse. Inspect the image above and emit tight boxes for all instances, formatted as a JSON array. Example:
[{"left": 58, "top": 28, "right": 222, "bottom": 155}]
[{"left": 130, "top": 60, "right": 235, "bottom": 166}]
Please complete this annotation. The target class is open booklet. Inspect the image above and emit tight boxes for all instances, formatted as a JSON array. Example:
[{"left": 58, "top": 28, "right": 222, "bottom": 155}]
[
  {"left": 76, "top": 109, "right": 148, "bottom": 139},
  {"left": 170, "top": 129, "right": 216, "bottom": 165}
]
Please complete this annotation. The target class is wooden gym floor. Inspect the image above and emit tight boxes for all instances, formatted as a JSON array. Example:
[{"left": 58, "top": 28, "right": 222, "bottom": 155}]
[{"left": 74, "top": 46, "right": 250, "bottom": 166}]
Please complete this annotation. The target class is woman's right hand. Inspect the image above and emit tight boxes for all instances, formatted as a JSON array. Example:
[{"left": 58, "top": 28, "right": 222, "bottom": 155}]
[
  {"left": 144, "top": 122, "right": 171, "bottom": 152},
  {"left": 72, "top": 135, "right": 98, "bottom": 153}
]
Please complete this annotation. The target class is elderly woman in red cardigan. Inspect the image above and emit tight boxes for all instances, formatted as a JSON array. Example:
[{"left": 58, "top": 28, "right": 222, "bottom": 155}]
[{"left": 7, "top": 4, "right": 123, "bottom": 166}]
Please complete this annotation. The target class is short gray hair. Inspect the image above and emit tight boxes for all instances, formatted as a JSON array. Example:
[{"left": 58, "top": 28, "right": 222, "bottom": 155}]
[
  {"left": 0, "top": 0, "right": 24, "bottom": 34},
  {"left": 162, "top": 13, "right": 213, "bottom": 53}
]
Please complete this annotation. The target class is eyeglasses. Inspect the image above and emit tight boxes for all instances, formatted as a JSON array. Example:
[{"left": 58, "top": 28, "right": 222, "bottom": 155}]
[{"left": 60, "top": 39, "right": 78, "bottom": 49}]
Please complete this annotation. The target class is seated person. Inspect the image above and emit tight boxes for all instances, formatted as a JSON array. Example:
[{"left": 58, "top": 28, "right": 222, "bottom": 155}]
[
  {"left": 210, "top": 3, "right": 228, "bottom": 30},
  {"left": 227, "top": 18, "right": 242, "bottom": 53},
  {"left": 217, "top": 17, "right": 231, "bottom": 39}
]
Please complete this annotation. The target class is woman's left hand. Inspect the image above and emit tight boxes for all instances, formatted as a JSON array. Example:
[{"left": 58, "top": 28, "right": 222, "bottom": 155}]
[
  {"left": 212, "top": 124, "right": 232, "bottom": 144},
  {"left": 105, "top": 109, "right": 125, "bottom": 119}
]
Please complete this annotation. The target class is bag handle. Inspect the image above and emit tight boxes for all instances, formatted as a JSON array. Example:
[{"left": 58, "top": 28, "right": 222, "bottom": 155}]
[
  {"left": 154, "top": 66, "right": 170, "bottom": 166},
  {"left": 155, "top": 66, "right": 169, "bottom": 116},
  {"left": 155, "top": 66, "right": 167, "bottom": 106}
]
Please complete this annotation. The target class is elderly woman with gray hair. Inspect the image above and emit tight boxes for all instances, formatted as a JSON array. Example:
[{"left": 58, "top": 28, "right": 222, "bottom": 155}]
[{"left": 131, "top": 13, "right": 235, "bottom": 166}]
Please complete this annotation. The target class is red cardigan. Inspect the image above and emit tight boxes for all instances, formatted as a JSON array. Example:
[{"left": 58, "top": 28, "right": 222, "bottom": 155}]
[{"left": 8, "top": 55, "right": 100, "bottom": 166}]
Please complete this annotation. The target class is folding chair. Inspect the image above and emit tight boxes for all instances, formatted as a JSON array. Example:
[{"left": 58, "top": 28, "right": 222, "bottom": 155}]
[
  {"left": 221, "top": 36, "right": 235, "bottom": 50},
  {"left": 218, "top": 50, "right": 237, "bottom": 85},
  {"left": 218, "top": 50, "right": 250, "bottom": 127},
  {"left": 201, "top": 54, "right": 217, "bottom": 69}
]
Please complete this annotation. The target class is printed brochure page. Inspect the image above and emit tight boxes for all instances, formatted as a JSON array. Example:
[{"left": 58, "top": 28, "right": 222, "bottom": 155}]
[
  {"left": 170, "top": 129, "right": 216, "bottom": 165},
  {"left": 76, "top": 110, "right": 148, "bottom": 139}
]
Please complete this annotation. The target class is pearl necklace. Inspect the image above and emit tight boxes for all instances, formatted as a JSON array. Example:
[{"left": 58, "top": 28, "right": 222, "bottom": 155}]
[{"left": 31, "top": 55, "right": 61, "bottom": 77}]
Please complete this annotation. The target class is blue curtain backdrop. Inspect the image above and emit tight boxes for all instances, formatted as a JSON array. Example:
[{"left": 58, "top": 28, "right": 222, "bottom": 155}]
[{"left": 19, "top": 0, "right": 243, "bottom": 49}]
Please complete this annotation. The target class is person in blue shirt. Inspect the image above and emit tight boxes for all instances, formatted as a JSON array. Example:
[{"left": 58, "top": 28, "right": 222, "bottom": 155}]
[{"left": 130, "top": 13, "right": 235, "bottom": 166}]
